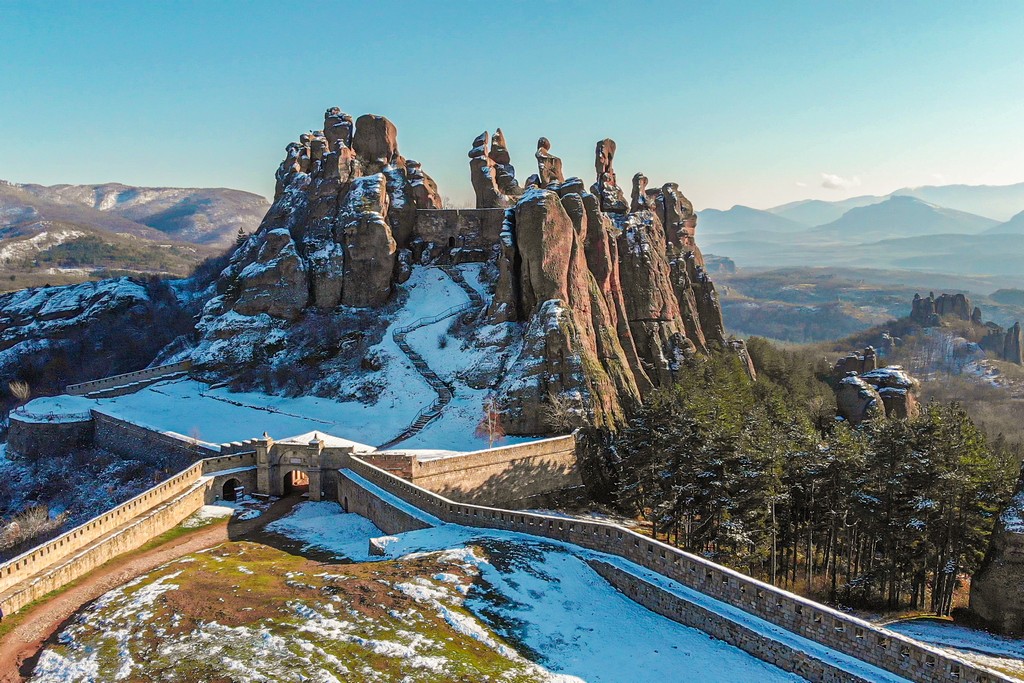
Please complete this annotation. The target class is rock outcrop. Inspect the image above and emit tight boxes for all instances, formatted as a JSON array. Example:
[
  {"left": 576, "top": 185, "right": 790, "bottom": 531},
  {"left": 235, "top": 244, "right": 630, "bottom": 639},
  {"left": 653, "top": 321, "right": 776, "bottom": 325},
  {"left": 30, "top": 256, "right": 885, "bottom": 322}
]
[
  {"left": 832, "top": 354, "right": 920, "bottom": 424},
  {"left": 212, "top": 107, "right": 442, "bottom": 319},
  {"left": 971, "top": 473, "right": 1024, "bottom": 635},
  {"left": 981, "top": 321, "right": 1024, "bottom": 365},
  {"left": 488, "top": 138, "right": 731, "bottom": 432},
  {"left": 191, "top": 110, "right": 736, "bottom": 436},
  {"left": 910, "top": 291, "right": 972, "bottom": 326},
  {"left": 909, "top": 292, "right": 1023, "bottom": 365}
]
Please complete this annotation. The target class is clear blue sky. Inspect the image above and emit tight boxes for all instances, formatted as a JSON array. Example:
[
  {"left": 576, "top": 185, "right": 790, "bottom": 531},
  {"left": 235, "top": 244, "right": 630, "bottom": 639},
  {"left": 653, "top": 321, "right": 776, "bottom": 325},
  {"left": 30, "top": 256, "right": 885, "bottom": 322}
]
[{"left": 2, "top": 1, "right": 1022, "bottom": 210}]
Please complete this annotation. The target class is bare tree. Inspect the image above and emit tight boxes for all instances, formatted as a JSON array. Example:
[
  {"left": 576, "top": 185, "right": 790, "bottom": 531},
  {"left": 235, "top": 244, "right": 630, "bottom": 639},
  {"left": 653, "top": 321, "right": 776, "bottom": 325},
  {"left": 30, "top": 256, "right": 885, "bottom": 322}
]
[
  {"left": 8, "top": 380, "right": 30, "bottom": 406},
  {"left": 542, "top": 390, "right": 578, "bottom": 432},
  {"left": 475, "top": 396, "right": 506, "bottom": 448}
]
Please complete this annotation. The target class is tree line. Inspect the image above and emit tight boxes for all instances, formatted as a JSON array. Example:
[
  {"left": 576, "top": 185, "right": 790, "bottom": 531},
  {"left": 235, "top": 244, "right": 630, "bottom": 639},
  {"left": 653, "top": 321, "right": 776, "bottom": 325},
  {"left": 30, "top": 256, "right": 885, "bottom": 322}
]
[{"left": 611, "top": 338, "right": 1018, "bottom": 613}]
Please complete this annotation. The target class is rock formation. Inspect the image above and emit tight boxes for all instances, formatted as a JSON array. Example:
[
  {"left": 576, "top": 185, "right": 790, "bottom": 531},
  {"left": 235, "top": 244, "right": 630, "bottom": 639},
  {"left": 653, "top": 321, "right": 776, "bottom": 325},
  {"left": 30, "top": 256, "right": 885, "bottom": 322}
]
[
  {"left": 535, "top": 138, "right": 565, "bottom": 186},
  {"left": 192, "top": 110, "right": 737, "bottom": 436},
  {"left": 971, "top": 473, "right": 1024, "bottom": 635},
  {"left": 469, "top": 129, "right": 522, "bottom": 209},
  {"left": 910, "top": 291, "right": 972, "bottom": 326},
  {"left": 834, "top": 346, "right": 877, "bottom": 376},
  {"left": 909, "top": 292, "right": 1023, "bottom": 365},
  {"left": 832, "top": 354, "right": 920, "bottom": 424},
  {"left": 215, "top": 106, "right": 443, "bottom": 321},
  {"left": 981, "top": 321, "right": 1024, "bottom": 365},
  {"left": 487, "top": 137, "right": 732, "bottom": 432}
]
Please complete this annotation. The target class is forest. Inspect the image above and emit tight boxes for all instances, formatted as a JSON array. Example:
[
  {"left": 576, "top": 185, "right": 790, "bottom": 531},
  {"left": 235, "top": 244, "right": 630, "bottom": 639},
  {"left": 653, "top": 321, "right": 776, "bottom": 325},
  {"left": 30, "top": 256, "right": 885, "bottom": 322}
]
[{"left": 612, "top": 338, "right": 1020, "bottom": 615}]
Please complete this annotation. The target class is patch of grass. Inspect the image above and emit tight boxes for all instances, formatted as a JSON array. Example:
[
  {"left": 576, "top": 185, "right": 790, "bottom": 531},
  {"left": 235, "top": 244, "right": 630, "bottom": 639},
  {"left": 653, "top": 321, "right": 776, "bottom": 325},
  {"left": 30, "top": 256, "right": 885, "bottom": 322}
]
[{"left": 37, "top": 541, "right": 551, "bottom": 682}]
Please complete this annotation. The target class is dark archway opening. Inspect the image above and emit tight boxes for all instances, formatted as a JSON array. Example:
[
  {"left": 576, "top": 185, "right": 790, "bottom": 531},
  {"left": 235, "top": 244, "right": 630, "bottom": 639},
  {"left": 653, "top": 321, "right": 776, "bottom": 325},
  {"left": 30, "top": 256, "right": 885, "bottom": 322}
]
[
  {"left": 283, "top": 470, "right": 309, "bottom": 495},
  {"left": 222, "top": 478, "right": 242, "bottom": 502}
]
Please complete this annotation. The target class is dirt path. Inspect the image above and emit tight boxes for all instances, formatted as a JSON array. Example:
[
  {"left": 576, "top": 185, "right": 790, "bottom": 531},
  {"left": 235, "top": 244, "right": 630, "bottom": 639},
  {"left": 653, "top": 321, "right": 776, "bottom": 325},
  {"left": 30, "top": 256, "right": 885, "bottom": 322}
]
[{"left": 0, "top": 494, "right": 303, "bottom": 682}]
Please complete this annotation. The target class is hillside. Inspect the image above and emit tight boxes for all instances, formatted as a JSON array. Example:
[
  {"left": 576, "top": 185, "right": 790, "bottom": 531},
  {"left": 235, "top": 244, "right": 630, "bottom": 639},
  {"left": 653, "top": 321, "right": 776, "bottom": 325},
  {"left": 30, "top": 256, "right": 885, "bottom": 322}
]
[
  {"left": 814, "top": 195, "right": 997, "bottom": 240},
  {"left": 0, "top": 180, "right": 267, "bottom": 290},
  {"left": 6, "top": 181, "right": 268, "bottom": 247}
]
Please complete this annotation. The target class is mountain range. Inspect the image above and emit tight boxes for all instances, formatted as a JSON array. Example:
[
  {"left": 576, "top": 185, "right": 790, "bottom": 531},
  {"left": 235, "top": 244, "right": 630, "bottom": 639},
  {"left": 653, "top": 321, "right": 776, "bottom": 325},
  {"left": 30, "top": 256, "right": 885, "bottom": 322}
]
[
  {"left": 699, "top": 182, "right": 1024, "bottom": 285},
  {"left": 0, "top": 180, "right": 269, "bottom": 290}
]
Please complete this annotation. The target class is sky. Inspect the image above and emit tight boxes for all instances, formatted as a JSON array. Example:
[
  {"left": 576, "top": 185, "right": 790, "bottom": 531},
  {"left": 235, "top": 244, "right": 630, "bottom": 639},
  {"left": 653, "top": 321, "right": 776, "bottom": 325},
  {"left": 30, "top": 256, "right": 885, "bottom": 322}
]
[{"left": 1, "top": 1, "right": 1023, "bottom": 210}]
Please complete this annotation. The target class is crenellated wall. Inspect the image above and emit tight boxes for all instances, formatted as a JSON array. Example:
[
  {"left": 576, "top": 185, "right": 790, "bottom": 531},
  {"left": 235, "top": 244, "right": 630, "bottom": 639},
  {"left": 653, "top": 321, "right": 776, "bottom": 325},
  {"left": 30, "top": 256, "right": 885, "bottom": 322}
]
[
  {"left": 413, "top": 208, "right": 504, "bottom": 260},
  {"left": 340, "top": 456, "right": 1009, "bottom": 683},
  {"left": 0, "top": 449, "right": 257, "bottom": 619},
  {"left": 92, "top": 412, "right": 220, "bottom": 461},
  {"left": 65, "top": 360, "right": 192, "bottom": 396},
  {"left": 402, "top": 434, "right": 580, "bottom": 506}
]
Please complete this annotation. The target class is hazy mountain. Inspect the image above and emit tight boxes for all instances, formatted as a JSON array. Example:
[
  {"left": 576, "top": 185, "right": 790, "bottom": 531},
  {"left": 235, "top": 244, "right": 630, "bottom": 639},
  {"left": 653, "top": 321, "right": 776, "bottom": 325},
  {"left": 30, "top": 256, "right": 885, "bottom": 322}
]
[
  {"left": 697, "top": 205, "right": 806, "bottom": 234},
  {"left": 814, "top": 195, "right": 997, "bottom": 240},
  {"left": 984, "top": 209, "right": 1024, "bottom": 235},
  {"left": 2, "top": 180, "right": 269, "bottom": 248},
  {"left": 768, "top": 195, "right": 885, "bottom": 226},
  {"left": 891, "top": 182, "right": 1024, "bottom": 222}
]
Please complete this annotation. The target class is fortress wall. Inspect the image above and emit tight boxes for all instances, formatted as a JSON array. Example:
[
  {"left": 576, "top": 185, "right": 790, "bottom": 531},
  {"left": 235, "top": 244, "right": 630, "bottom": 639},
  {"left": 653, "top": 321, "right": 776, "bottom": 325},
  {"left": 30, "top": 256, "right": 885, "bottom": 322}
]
[
  {"left": 413, "top": 208, "right": 504, "bottom": 258},
  {"left": 65, "top": 360, "right": 192, "bottom": 396},
  {"left": 337, "top": 471, "right": 433, "bottom": 536},
  {"left": 0, "top": 446, "right": 261, "bottom": 619},
  {"left": 0, "top": 461, "right": 205, "bottom": 599},
  {"left": 344, "top": 456, "right": 1004, "bottom": 683},
  {"left": 6, "top": 415, "right": 94, "bottom": 460},
  {"left": 590, "top": 560, "right": 879, "bottom": 683},
  {"left": 0, "top": 478, "right": 209, "bottom": 618},
  {"left": 92, "top": 411, "right": 220, "bottom": 462},
  {"left": 405, "top": 435, "right": 581, "bottom": 507}
]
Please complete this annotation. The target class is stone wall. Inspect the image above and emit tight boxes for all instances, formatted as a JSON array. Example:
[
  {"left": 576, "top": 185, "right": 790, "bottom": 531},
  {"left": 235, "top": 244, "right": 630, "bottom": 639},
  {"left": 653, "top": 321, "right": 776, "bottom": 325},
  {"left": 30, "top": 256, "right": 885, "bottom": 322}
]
[
  {"left": 413, "top": 208, "right": 504, "bottom": 260},
  {"left": 65, "top": 360, "right": 192, "bottom": 396},
  {"left": 0, "top": 461, "right": 205, "bottom": 603},
  {"left": 343, "top": 456, "right": 1007, "bottom": 683},
  {"left": 93, "top": 412, "right": 220, "bottom": 461},
  {"left": 590, "top": 561, "right": 882, "bottom": 683},
  {"left": 377, "top": 434, "right": 581, "bottom": 507},
  {"left": 0, "top": 478, "right": 208, "bottom": 618},
  {"left": 337, "top": 470, "right": 433, "bottom": 536},
  {"left": 0, "top": 449, "right": 259, "bottom": 619},
  {"left": 6, "top": 415, "right": 94, "bottom": 460}
]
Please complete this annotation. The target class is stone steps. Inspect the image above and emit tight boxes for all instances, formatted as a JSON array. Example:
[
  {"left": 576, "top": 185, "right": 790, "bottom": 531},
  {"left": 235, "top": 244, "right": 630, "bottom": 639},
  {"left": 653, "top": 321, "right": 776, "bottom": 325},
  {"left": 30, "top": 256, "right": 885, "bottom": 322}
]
[{"left": 378, "top": 266, "right": 486, "bottom": 450}]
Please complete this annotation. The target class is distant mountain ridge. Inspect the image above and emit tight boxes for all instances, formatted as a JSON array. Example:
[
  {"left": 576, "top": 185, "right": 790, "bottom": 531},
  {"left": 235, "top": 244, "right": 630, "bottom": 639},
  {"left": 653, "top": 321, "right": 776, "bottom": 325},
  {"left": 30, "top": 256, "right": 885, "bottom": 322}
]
[
  {"left": 0, "top": 180, "right": 269, "bottom": 291},
  {"left": 697, "top": 183, "right": 1024, "bottom": 284},
  {"left": 4, "top": 181, "right": 269, "bottom": 247}
]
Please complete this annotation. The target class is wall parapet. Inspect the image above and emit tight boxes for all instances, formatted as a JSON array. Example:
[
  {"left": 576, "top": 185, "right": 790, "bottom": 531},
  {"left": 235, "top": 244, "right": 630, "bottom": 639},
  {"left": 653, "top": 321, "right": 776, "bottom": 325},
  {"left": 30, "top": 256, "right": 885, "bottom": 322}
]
[
  {"left": 0, "top": 461, "right": 204, "bottom": 598},
  {"left": 92, "top": 411, "right": 220, "bottom": 460},
  {"left": 344, "top": 455, "right": 1008, "bottom": 683},
  {"left": 66, "top": 360, "right": 192, "bottom": 396}
]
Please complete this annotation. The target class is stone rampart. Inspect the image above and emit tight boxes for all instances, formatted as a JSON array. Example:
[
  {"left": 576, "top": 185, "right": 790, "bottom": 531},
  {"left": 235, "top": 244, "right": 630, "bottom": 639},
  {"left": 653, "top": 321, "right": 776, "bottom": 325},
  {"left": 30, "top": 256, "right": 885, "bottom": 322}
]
[
  {"left": 413, "top": 208, "right": 504, "bottom": 260},
  {"left": 343, "top": 456, "right": 1007, "bottom": 683},
  {"left": 338, "top": 470, "right": 434, "bottom": 536},
  {"left": 0, "top": 449, "right": 261, "bottom": 619},
  {"left": 92, "top": 411, "right": 220, "bottom": 461},
  {"left": 6, "top": 414, "right": 94, "bottom": 460},
  {"left": 0, "top": 461, "right": 204, "bottom": 600},
  {"left": 65, "top": 360, "right": 192, "bottom": 396},
  {"left": 0, "top": 478, "right": 209, "bottom": 618},
  {"left": 591, "top": 561, "right": 882, "bottom": 683},
  {"left": 377, "top": 434, "right": 581, "bottom": 507}
]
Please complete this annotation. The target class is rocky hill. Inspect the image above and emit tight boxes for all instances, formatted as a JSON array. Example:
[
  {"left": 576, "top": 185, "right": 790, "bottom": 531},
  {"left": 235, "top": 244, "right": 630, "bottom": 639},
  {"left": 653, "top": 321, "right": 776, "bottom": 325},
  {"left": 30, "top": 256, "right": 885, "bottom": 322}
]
[
  {"left": 0, "top": 180, "right": 268, "bottom": 291},
  {"left": 184, "top": 108, "right": 740, "bottom": 437},
  {"left": 2, "top": 181, "right": 268, "bottom": 247}
]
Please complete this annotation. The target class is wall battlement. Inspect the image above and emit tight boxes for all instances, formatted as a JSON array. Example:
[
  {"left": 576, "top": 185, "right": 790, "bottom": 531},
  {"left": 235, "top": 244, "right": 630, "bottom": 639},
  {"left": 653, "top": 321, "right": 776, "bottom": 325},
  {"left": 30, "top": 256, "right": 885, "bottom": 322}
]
[{"left": 339, "top": 455, "right": 1010, "bottom": 683}]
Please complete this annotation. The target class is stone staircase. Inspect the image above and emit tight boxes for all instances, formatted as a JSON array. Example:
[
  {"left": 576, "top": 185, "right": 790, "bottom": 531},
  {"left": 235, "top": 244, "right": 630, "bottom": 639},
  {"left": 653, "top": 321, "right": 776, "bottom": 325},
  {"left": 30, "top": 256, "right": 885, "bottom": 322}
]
[{"left": 378, "top": 267, "right": 484, "bottom": 449}]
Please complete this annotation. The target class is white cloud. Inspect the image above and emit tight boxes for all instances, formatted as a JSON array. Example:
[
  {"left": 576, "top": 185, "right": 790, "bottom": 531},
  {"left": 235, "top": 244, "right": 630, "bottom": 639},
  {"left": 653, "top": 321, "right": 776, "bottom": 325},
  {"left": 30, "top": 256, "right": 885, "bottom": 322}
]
[
  {"left": 795, "top": 181, "right": 808, "bottom": 187},
  {"left": 820, "top": 172, "right": 861, "bottom": 190}
]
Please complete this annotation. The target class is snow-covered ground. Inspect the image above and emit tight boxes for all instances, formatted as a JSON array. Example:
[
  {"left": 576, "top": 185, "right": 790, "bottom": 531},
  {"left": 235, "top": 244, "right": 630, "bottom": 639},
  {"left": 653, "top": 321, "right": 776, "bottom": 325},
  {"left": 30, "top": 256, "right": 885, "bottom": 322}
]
[
  {"left": 35, "top": 501, "right": 807, "bottom": 683},
  {"left": 258, "top": 502, "right": 914, "bottom": 683},
  {"left": 887, "top": 619, "right": 1024, "bottom": 678},
  {"left": 18, "top": 264, "right": 537, "bottom": 452}
]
